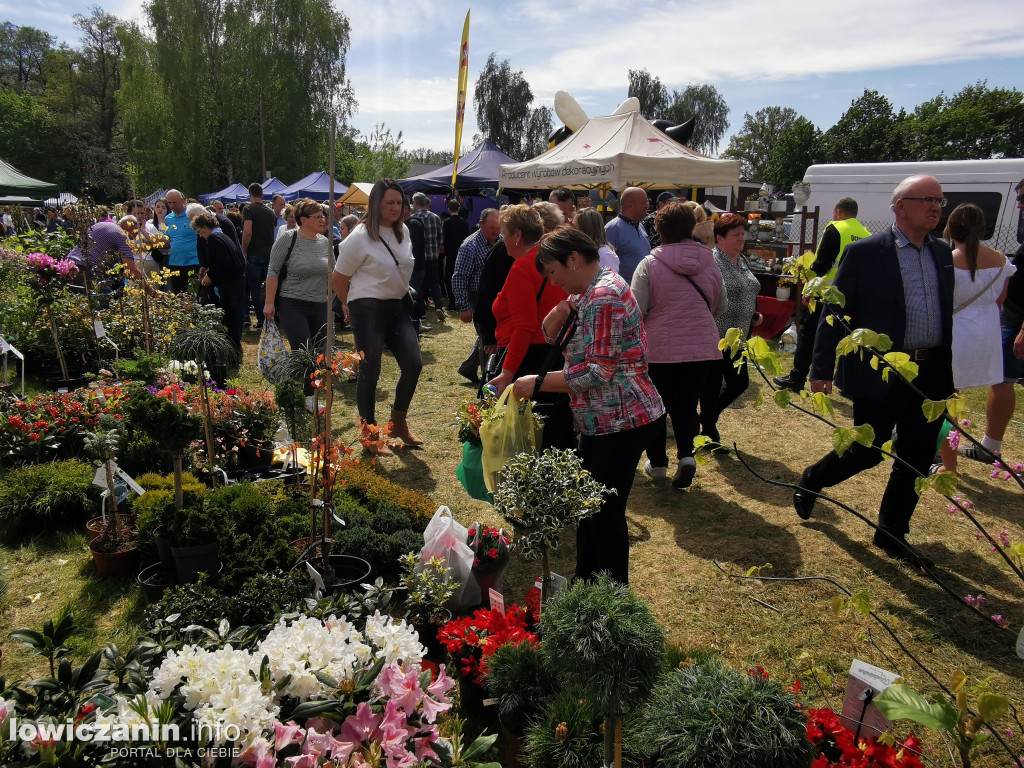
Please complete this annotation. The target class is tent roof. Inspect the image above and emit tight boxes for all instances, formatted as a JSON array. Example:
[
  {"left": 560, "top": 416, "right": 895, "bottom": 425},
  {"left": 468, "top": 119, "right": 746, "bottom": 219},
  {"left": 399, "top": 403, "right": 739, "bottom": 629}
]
[
  {"left": 337, "top": 183, "right": 373, "bottom": 208},
  {"left": 232, "top": 176, "right": 288, "bottom": 203},
  {"left": 278, "top": 172, "right": 348, "bottom": 202},
  {"left": 498, "top": 111, "right": 740, "bottom": 191},
  {"left": 199, "top": 182, "right": 248, "bottom": 204},
  {"left": 398, "top": 139, "right": 519, "bottom": 193},
  {"left": 0, "top": 158, "right": 59, "bottom": 197}
]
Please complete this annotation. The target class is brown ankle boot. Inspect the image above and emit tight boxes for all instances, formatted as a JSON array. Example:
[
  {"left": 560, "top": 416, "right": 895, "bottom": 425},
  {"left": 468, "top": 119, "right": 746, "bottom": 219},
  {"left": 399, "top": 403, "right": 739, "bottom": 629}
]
[
  {"left": 364, "top": 441, "right": 393, "bottom": 457},
  {"left": 389, "top": 409, "right": 423, "bottom": 447}
]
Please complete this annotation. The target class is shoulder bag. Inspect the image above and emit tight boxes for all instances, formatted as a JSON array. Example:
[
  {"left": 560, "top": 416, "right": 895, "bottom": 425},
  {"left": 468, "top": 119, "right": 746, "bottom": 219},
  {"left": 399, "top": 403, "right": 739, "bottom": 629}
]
[{"left": 377, "top": 233, "right": 419, "bottom": 319}]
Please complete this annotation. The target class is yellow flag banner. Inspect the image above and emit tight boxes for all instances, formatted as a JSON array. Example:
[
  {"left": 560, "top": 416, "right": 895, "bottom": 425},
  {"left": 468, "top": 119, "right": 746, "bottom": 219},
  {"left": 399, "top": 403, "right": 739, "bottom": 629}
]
[{"left": 451, "top": 9, "right": 471, "bottom": 189}]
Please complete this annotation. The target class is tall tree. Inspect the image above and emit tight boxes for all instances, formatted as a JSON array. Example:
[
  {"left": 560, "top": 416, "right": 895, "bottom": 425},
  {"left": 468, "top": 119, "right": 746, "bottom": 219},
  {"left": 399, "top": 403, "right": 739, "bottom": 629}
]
[
  {"left": 406, "top": 147, "right": 455, "bottom": 166},
  {"left": 474, "top": 52, "right": 552, "bottom": 161},
  {"left": 627, "top": 68, "right": 669, "bottom": 121},
  {"left": 821, "top": 89, "right": 907, "bottom": 164},
  {"left": 901, "top": 81, "right": 1024, "bottom": 161},
  {"left": 666, "top": 84, "right": 729, "bottom": 155},
  {"left": 764, "top": 116, "right": 822, "bottom": 190},
  {"left": 335, "top": 124, "right": 411, "bottom": 184},
  {"left": 722, "top": 106, "right": 797, "bottom": 179},
  {"left": 0, "top": 22, "right": 54, "bottom": 94}
]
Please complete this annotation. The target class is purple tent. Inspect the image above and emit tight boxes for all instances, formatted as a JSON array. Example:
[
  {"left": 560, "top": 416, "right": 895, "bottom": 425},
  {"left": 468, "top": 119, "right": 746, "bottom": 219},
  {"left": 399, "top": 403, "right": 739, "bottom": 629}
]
[
  {"left": 198, "top": 182, "right": 248, "bottom": 204},
  {"left": 398, "top": 139, "right": 519, "bottom": 194},
  {"left": 278, "top": 172, "right": 348, "bottom": 202},
  {"left": 233, "top": 176, "right": 288, "bottom": 203}
]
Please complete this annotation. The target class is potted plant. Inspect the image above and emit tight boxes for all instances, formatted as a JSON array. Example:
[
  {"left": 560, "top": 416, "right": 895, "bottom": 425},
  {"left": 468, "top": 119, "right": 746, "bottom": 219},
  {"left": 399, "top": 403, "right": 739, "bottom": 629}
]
[
  {"left": 484, "top": 641, "right": 555, "bottom": 765},
  {"left": 468, "top": 524, "right": 513, "bottom": 606},
  {"left": 84, "top": 416, "right": 139, "bottom": 579},
  {"left": 776, "top": 275, "right": 796, "bottom": 301},
  {"left": 400, "top": 551, "right": 458, "bottom": 659},
  {"left": 768, "top": 190, "right": 789, "bottom": 212},
  {"left": 744, "top": 193, "right": 761, "bottom": 212},
  {"left": 167, "top": 499, "right": 227, "bottom": 584},
  {"left": 493, "top": 448, "right": 606, "bottom": 605},
  {"left": 273, "top": 377, "right": 311, "bottom": 486},
  {"left": 24, "top": 252, "right": 82, "bottom": 388},
  {"left": 540, "top": 574, "right": 666, "bottom": 768}
]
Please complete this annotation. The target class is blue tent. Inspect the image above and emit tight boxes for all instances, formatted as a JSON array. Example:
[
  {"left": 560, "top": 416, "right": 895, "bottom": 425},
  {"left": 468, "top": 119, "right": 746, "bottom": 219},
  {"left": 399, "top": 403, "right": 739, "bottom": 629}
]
[
  {"left": 199, "top": 182, "right": 248, "bottom": 204},
  {"left": 233, "top": 176, "right": 288, "bottom": 203},
  {"left": 398, "top": 139, "right": 518, "bottom": 194},
  {"left": 278, "top": 172, "right": 348, "bottom": 202}
]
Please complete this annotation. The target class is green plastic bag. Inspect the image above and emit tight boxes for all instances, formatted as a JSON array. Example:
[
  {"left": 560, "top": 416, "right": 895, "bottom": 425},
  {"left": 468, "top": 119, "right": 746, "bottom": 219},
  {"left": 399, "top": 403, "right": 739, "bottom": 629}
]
[
  {"left": 456, "top": 441, "right": 493, "bottom": 502},
  {"left": 479, "top": 385, "right": 541, "bottom": 493}
]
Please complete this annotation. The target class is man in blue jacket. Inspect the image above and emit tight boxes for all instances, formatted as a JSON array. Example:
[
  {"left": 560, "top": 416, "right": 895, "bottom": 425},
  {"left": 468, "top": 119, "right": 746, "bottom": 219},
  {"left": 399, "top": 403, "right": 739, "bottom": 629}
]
[{"left": 793, "top": 175, "right": 954, "bottom": 569}]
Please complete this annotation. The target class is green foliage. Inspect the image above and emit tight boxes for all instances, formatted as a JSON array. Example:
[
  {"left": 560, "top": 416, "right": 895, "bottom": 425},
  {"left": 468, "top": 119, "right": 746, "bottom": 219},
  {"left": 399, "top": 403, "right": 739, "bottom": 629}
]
[
  {"left": 831, "top": 424, "right": 875, "bottom": 458},
  {"left": 335, "top": 124, "right": 412, "bottom": 184},
  {"left": 483, "top": 640, "right": 554, "bottom": 733},
  {"left": 637, "top": 658, "right": 815, "bottom": 768},
  {"left": 765, "top": 116, "right": 823, "bottom": 190},
  {"left": 822, "top": 89, "right": 908, "bottom": 164},
  {"left": 115, "top": 352, "right": 167, "bottom": 384},
  {"left": 473, "top": 52, "right": 552, "bottom": 160},
  {"left": 539, "top": 574, "right": 665, "bottom": 718},
  {"left": 121, "top": 383, "right": 202, "bottom": 455},
  {"left": 523, "top": 687, "right": 642, "bottom": 768},
  {"left": 493, "top": 449, "right": 607, "bottom": 561},
  {"left": 146, "top": 570, "right": 309, "bottom": 629},
  {"left": 722, "top": 106, "right": 798, "bottom": 180},
  {"left": 666, "top": 83, "right": 729, "bottom": 155},
  {"left": 627, "top": 68, "right": 670, "bottom": 120},
  {"left": 0, "top": 459, "right": 98, "bottom": 539},
  {"left": 400, "top": 553, "right": 456, "bottom": 623}
]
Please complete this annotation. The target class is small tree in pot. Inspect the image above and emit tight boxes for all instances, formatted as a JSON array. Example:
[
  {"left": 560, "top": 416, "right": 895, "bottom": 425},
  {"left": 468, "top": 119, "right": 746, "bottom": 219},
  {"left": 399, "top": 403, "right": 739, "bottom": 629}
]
[
  {"left": 540, "top": 574, "right": 665, "bottom": 768},
  {"left": 493, "top": 448, "right": 606, "bottom": 604}
]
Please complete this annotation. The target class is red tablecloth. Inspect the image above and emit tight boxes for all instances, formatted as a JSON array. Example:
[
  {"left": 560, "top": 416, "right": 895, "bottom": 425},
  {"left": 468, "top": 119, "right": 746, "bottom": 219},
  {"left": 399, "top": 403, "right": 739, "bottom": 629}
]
[{"left": 753, "top": 296, "right": 796, "bottom": 338}]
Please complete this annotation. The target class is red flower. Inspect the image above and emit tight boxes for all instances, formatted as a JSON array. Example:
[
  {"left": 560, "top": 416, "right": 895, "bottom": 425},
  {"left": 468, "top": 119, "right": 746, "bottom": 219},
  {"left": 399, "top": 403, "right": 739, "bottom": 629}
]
[
  {"left": 436, "top": 604, "right": 538, "bottom": 685},
  {"left": 28, "top": 433, "right": 40, "bottom": 441}
]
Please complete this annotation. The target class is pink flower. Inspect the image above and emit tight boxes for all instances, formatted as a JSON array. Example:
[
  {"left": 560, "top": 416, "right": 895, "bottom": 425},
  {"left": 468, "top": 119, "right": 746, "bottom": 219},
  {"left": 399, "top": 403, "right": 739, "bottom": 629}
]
[
  {"left": 1000, "top": 530, "right": 1012, "bottom": 548},
  {"left": 302, "top": 727, "right": 330, "bottom": 758},
  {"left": 991, "top": 468, "right": 1001, "bottom": 479},
  {"left": 421, "top": 663, "right": 455, "bottom": 722},
  {"left": 274, "top": 721, "right": 304, "bottom": 752},
  {"left": 328, "top": 733, "right": 357, "bottom": 763},
  {"left": 377, "top": 662, "right": 424, "bottom": 713},
  {"left": 342, "top": 702, "right": 382, "bottom": 744},
  {"left": 284, "top": 755, "right": 316, "bottom": 768},
  {"left": 237, "top": 736, "right": 275, "bottom": 768},
  {"left": 960, "top": 419, "right": 972, "bottom": 427}
]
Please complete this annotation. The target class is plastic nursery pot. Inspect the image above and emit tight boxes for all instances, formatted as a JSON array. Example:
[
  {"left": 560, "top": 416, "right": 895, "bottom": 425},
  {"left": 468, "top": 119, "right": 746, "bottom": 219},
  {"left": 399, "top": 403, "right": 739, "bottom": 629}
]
[
  {"left": 411, "top": 610, "right": 452, "bottom": 662},
  {"left": 89, "top": 541, "right": 141, "bottom": 580},
  {"left": 137, "top": 562, "right": 177, "bottom": 604},
  {"left": 298, "top": 552, "right": 374, "bottom": 594},
  {"left": 153, "top": 533, "right": 176, "bottom": 572},
  {"left": 171, "top": 541, "right": 220, "bottom": 584},
  {"left": 45, "top": 376, "right": 88, "bottom": 393},
  {"left": 499, "top": 721, "right": 525, "bottom": 768}
]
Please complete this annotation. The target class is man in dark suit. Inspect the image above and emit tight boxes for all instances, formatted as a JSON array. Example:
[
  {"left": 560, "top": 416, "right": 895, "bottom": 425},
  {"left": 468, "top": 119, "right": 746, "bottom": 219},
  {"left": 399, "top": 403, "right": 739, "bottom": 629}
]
[{"left": 793, "top": 175, "right": 954, "bottom": 569}]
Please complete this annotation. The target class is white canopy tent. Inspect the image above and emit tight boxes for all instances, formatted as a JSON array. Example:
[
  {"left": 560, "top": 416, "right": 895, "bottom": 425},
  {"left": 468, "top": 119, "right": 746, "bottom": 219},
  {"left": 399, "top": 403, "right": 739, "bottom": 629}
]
[
  {"left": 336, "top": 183, "right": 373, "bottom": 209},
  {"left": 498, "top": 111, "right": 740, "bottom": 192}
]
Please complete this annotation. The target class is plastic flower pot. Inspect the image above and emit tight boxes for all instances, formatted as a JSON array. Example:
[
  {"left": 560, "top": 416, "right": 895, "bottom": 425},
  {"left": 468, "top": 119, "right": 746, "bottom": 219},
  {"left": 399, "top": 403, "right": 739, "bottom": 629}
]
[
  {"left": 137, "top": 562, "right": 177, "bottom": 603},
  {"left": 153, "top": 533, "right": 176, "bottom": 571},
  {"left": 171, "top": 541, "right": 220, "bottom": 584},
  {"left": 296, "top": 549, "right": 374, "bottom": 594},
  {"left": 89, "top": 541, "right": 141, "bottom": 580}
]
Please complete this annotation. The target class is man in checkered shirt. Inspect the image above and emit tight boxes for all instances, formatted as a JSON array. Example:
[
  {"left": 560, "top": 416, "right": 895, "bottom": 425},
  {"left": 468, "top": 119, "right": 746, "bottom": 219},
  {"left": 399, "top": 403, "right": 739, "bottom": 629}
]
[
  {"left": 452, "top": 208, "right": 500, "bottom": 382},
  {"left": 410, "top": 192, "right": 445, "bottom": 321}
]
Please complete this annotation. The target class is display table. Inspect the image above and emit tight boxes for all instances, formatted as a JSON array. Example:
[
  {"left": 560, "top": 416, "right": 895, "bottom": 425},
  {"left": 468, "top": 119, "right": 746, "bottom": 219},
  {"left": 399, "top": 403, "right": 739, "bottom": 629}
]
[{"left": 753, "top": 295, "right": 796, "bottom": 339}]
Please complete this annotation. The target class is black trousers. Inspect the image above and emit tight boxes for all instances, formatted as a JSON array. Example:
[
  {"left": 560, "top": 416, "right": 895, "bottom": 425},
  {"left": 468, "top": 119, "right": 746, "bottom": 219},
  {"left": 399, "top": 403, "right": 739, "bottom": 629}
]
[
  {"left": 647, "top": 360, "right": 713, "bottom": 465},
  {"left": 699, "top": 347, "right": 749, "bottom": 438},
  {"left": 802, "top": 355, "right": 949, "bottom": 537},
  {"left": 790, "top": 304, "right": 822, "bottom": 381},
  {"left": 576, "top": 417, "right": 663, "bottom": 585}
]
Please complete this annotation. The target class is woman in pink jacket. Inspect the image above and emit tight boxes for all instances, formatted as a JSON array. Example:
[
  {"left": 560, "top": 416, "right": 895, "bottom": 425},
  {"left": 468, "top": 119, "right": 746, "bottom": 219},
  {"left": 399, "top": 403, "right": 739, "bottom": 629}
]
[{"left": 631, "top": 201, "right": 726, "bottom": 489}]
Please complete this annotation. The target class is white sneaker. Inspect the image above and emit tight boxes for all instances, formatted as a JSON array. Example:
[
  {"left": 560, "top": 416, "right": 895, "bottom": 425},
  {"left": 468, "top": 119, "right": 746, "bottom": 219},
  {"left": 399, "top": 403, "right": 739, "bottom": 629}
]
[{"left": 643, "top": 460, "right": 667, "bottom": 480}]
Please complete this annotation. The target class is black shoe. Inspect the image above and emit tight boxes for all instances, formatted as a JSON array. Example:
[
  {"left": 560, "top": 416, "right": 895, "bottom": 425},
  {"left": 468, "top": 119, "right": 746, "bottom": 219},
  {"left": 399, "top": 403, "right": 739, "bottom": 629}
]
[
  {"left": 872, "top": 529, "right": 934, "bottom": 569},
  {"left": 773, "top": 373, "right": 805, "bottom": 392},
  {"left": 457, "top": 362, "right": 480, "bottom": 384},
  {"left": 793, "top": 468, "right": 818, "bottom": 520},
  {"left": 672, "top": 461, "right": 696, "bottom": 489}
]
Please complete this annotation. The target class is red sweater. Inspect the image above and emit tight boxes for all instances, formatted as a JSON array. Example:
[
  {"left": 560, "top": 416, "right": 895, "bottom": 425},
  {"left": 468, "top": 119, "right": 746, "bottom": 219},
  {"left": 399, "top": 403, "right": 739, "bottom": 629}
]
[{"left": 492, "top": 247, "right": 568, "bottom": 375}]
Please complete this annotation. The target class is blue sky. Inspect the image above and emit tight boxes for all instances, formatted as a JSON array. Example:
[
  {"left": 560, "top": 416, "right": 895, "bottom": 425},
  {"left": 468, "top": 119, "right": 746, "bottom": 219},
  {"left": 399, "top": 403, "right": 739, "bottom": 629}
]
[{"left": 6, "top": 0, "right": 1024, "bottom": 159}]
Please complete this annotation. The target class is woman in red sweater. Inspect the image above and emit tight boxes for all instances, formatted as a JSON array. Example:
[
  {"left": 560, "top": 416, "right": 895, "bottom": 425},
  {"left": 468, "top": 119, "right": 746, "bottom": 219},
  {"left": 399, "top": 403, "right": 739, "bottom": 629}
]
[{"left": 488, "top": 204, "right": 573, "bottom": 448}]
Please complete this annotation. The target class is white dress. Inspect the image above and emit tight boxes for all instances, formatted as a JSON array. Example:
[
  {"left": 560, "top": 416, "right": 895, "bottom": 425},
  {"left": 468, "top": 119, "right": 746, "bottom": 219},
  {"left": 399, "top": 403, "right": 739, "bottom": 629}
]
[{"left": 951, "top": 257, "right": 1016, "bottom": 389}]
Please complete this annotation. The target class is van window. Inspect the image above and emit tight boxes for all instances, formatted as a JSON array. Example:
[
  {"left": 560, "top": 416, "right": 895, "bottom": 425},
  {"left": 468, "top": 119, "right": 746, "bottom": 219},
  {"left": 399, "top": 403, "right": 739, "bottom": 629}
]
[{"left": 933, "top": 192, "right": 1001, "bottom": 239}]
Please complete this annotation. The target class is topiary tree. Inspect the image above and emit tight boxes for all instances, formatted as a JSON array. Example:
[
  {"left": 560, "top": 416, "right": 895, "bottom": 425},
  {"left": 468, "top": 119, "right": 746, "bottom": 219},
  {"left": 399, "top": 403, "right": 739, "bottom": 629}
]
[
  {"left": 540, "top": 574, "right": 665, "bottom": 768},
  {"left": 637, "top": 657, "right": 815, "bottom": 768},
  {"left": 493, "top": 448, "right": 606, "bottom": 603},
  {"left": 483, "top": 640, "right": 554, "bottom": 735}
]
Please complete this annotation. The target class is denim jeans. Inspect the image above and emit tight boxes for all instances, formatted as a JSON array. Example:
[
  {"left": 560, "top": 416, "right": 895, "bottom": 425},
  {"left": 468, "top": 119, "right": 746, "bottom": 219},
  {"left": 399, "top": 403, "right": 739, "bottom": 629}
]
[
  {"left": 215, "top": 279, "right": 246, "bottom": 350},
  {"left": 348, "top": 298, "right": 422, "bottom": 424},
  {"left": 246, "top": 254, "right": 270, "bottom": 322}
]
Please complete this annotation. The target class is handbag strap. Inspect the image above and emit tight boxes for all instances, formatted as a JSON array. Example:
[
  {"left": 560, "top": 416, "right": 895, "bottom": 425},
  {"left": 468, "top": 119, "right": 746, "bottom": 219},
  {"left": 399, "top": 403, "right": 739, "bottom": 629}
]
[
  {"left": 683, "top": 273, "right": 712, "bottom": 311},
  {"left": 278, "top": 231, "right": 298, "bottom": 281},
  {"left": 953, "top": 258, "right": 1009, "bottom": 314},
  {"left": 378, "top": 232, "right": 410, "bottom": 295}
]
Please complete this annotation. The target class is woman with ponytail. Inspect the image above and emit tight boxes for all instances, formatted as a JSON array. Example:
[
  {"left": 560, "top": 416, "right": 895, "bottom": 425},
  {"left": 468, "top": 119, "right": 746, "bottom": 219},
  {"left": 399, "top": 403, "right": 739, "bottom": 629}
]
[{"left": 935, "top": 203, "right": 1015, "bottom": 473}]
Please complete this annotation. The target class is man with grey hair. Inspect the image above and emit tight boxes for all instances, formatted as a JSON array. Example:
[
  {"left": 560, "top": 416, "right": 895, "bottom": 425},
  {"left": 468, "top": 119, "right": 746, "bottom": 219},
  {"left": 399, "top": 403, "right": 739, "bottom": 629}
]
[
  {"left": 452, "top": 208, "right": 501, "bottom": 382},
  {"left": 605, "top": 186, "right": 651, "bottom": 282},
  {"left": 411, "top": 192, "right": 445, "bottom": 321},
  {"left": 793, "top": 175, "right": 954, "bottom": 569}
]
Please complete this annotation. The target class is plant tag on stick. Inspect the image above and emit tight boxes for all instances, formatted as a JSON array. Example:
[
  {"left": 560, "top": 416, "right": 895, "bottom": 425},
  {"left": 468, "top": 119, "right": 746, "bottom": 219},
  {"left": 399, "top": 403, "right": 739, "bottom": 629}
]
[
  {"left": 841, "top": 659, "right": 898, "bottom": 738},
  {"left": 489, "top": 588, "right": 504, "bottom": 615},
  {"left": 1016, "top": 626, "right": 1024, "bottom": 659}
]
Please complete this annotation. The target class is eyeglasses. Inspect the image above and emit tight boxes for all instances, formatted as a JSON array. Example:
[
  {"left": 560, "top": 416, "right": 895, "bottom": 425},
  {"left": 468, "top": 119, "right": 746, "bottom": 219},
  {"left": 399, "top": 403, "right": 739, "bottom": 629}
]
[
  {"left": 310, "top": 213, "right": 326, "bottom": 219},
  {"left": 901, "top": 196, "right": 947, "bottom": 208},
  {"left": 1017, "top": 193, "right": 1024, "bottom": 203}
]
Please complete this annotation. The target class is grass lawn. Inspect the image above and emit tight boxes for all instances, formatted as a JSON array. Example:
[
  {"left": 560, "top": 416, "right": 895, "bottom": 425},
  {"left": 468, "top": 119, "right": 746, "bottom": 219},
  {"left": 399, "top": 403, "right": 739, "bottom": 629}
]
[{"left": 2, "top": 313, "right": 1023, "bottom": 765}]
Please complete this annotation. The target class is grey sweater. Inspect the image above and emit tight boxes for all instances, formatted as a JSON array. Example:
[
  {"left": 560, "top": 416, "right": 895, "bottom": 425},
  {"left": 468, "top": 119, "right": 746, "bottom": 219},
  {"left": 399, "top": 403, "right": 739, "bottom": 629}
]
[{"left": 268, "top": 232, "right": 330, "bottom": 302}]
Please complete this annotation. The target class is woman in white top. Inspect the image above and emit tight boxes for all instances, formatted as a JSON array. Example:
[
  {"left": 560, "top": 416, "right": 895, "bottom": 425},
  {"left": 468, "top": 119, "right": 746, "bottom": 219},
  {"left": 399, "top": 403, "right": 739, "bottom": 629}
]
[
  {"left": 333, "top": 179, "right": 423, "bottom": 455},
  {"left": 937, "top": 203, "right": 1016, "bottom": 474},
  {"left": 143, "top": 198, "right": 170, "bottom": 278},
  {"left": 574, "top": 207, "right": 619, "bottom": 273}
]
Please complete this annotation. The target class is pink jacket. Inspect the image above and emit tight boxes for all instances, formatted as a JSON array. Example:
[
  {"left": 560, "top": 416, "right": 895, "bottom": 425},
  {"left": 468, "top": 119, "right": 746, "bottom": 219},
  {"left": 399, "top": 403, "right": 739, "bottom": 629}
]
[{"left": 631, "top": 240, "right": 724, "bottom": 364}]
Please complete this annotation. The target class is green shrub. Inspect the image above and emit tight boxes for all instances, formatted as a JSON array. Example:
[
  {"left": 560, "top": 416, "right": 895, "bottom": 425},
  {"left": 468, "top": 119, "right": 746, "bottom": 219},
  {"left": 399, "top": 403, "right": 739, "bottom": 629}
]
[
  {"left": 636, "top": 658, "right": 814, "bottom": 768},
  {"left": 0, "top": 460, "right": 98, "bottom": 539},
  {"left": 147, "top": 570, "right": 310, "bottom": 628},
  {"left": 339, "top": 462, "right": 435, "bottom": 529},
  {"left": 369, "top": 503, "right": 413, "bottom": 534},
  {"left": 484, "top": 641, "right": 553, "bottom": 733},
  {"left": 523, "top": 688, "right": 617, "bottom": 768}
]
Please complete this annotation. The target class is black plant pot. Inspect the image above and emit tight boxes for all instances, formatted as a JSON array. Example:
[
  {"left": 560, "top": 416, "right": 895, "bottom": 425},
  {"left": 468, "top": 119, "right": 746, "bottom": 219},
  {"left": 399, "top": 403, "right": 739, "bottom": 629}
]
[
  {"left": 301, "top": 554, "right": 373, "bottom": 595},
  {"left": 45, "top": 375, "right": 88, "bottom": 392},
  {"left": 137, "top": 562, "right": 177, "bottom": 603},
  {"left": 171, "top": 541, "right": 220, "bottom": 584},
  {"left": 153, "top": 534, "right": 176, "bottom": 572}
]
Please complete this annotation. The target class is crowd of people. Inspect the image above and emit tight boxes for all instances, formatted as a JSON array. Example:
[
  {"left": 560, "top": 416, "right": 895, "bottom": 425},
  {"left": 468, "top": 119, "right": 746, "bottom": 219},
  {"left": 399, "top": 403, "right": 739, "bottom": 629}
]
[{"left": 25, "top": 174, "right": 1024, "bottom": 584}]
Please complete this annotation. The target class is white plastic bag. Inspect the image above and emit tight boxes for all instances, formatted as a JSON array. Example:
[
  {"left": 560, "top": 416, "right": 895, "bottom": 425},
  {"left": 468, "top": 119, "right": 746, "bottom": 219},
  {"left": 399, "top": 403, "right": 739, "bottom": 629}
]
[
  {"left": 257, "top": 319, "right": 289, "bottom": 384},
  {"left": 421, "top": 505, "right": 480, "bottom": 611}
]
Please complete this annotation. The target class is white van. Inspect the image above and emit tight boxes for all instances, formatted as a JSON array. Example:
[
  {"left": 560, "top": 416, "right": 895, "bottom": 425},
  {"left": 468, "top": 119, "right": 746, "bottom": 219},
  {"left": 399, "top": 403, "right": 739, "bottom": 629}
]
[{"left": 801, "top": 159, "right": 1024, "bottom": 252}]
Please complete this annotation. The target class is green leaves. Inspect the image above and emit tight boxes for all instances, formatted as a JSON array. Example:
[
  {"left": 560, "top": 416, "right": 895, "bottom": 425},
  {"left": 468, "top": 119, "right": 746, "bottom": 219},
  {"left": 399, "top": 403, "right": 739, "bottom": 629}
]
[
  {"left": 977, "top": 692, "right": 1010, "bottom": 723},
  {"left": 831, "top": 424, "right": 874, "bottom": 457},
  {"left": 914, "top": 471, "right": 958, "bottom": 498},
  {"left": 773, "top": 389, "right": 792, "bottom": 408},
  {"left": 874, "top": 684, "right": 959, "bottom": 732}
]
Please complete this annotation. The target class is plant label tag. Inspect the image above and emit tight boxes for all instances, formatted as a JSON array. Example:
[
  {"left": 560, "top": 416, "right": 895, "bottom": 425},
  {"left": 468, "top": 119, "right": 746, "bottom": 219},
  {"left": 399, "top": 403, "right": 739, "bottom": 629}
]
[
  {"left": 550, "top": 572, "right": 568, "bottom": 597},
  {"left": 488, "top": 589, "right": 504, "bottom": 615},
  {"left": 94, "top": 320, "right": 106, "bottom": 339},
  {"left": 840, "top": 659, "right": 898, "bottom": 738},
  {"left": 305, "top": 561, "right": 326, "bottom": 594},
  {"left": 114, "top": 466, "right": 145, "bottom": 496},
  {"left": 1016, "top": 625, "right": 1024, "bottom": 659},
  {"left": 92, "top": 466, "right": 109, "bottom": 490}
]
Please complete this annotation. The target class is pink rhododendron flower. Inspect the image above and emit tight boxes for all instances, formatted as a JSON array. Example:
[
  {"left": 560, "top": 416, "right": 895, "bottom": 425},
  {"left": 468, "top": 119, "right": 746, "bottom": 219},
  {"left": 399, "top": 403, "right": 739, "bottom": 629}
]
[
  {"left": 237, "top": 736, "right": 275, "bottom": 768},
  {"left": 421, "top": 663, "right": 455, "bottom": 721},
  {"left": 302, "top": 727, "right": 330, "bottom": 758},
  {"left": 342, "top": 702, "right": 382, "bottom": 743},
  {"left": 274, "top": 721, "right": 304, "bottom": 752},
  {"left": 377, "top": 662, "right": 424, "bottom": 713}
]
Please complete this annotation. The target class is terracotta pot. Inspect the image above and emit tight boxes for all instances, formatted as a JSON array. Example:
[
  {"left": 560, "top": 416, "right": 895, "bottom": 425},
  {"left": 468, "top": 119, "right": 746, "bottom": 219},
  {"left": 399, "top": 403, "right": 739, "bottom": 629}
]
[
  {"left": 86, "top": 514, "right": 137, "bottom": 543},
  {"left": 89, "top": 541, "right": 141, "bottom": 580}
]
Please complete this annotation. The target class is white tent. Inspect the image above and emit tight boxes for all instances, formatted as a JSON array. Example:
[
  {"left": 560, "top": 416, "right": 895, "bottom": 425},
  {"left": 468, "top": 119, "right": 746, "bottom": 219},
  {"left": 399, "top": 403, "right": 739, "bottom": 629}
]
[
  {"left": 498, "top": 111, "right": 740, "bottom": 191},
  {"left": 336, "top": 183, "right": 373, "bottom": 209}
]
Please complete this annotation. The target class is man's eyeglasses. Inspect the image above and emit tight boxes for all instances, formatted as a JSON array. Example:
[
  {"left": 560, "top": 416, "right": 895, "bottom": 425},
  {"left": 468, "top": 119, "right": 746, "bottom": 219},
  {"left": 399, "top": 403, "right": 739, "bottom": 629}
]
[{"left": 901, "top": 196, "right": 947, "bottom": 208}]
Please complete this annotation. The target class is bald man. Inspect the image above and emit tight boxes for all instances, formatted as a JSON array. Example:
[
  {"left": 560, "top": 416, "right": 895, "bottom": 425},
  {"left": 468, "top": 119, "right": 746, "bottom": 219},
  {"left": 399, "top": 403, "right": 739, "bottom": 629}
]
[
  {"left": 604, "top": 187, "right": 651, "bottom": 282},
  {"left": 164, "top": 189, "right": 200, "bottom": 293},
  {"left": 793, "top": 175, "right": 954, "bottom": 569}
]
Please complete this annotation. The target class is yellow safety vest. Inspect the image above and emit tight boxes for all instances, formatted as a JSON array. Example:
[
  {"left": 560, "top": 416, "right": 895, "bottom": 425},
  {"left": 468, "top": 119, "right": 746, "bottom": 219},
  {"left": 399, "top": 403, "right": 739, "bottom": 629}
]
[{"left": 821, "top": 217, "right": 871, "bottom": 282}]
